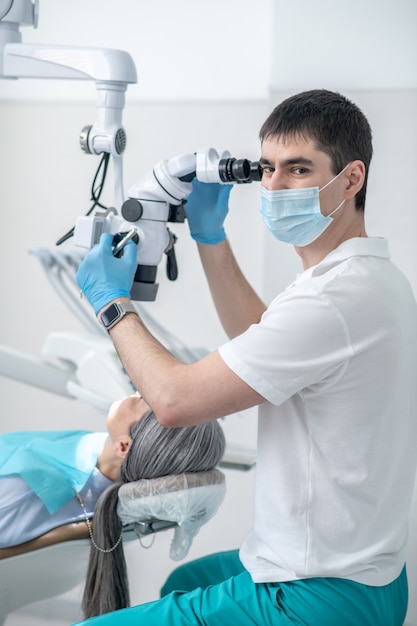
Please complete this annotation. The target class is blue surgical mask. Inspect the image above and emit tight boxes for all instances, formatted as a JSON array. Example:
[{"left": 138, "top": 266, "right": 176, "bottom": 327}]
[{"left": 259, "top": 165, "right": 349, "bottom": 247}]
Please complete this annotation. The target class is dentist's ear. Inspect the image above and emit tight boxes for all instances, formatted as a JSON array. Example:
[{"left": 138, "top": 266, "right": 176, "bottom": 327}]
[
  {"left": 113, "top": 437, "right": 132, "bottom": 460},
  {"left": 345, "top": 160, "right": 366, "bottom": 199}
]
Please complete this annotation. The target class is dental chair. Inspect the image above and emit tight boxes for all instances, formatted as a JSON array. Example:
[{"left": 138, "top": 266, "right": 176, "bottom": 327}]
[{"left": 0, "top": 469, "right": 225, "bottom": 625}]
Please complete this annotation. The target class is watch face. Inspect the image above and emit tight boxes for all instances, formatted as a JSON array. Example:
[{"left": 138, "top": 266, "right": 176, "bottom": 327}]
[{"left": 101, "top": 303, "right": 120, "bottom": 327}]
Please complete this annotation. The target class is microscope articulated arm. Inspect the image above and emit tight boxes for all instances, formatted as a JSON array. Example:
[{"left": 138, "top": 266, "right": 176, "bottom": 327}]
[
  {"left": 2, "top": 43, "right": 137, "bottom": 84},
  {"left": 1, "top": 0, "right": 137, "bottom": 207}
]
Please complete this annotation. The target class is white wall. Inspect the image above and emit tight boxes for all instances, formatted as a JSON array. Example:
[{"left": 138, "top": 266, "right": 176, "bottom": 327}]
[
  {"left": 270, "top": 0, "right": 417, "bottom": 91},
  {"left": 1, "top": 0, "right": 417, "bottom": 620},
  {"left": 0, "top": 0, "right": 274, "bottom": 101}
]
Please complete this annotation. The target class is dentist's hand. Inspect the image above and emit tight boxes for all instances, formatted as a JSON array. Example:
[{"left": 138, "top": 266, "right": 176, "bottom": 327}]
[
  {"left": 184, "top": 179, "right": 232, "bottom": 244},
  {"left": 76, "top": 233, "right": 138, "bottom": 315}
]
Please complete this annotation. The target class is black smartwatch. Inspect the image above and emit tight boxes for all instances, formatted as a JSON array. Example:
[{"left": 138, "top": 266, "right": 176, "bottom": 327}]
[{"left": 100, "top": 301, "right": 138, "bottom": 331}]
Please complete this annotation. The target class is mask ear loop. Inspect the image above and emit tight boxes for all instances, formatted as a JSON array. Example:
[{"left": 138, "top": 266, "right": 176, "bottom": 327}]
[
  {"left": 327, "top": 198, "right": 346, "bottom": 218},
  {"left": 319, "top": 162, "right": 351, "bottom": 218},
  {"left": 319, "top": 162, "right": 351, "bottom": 193}
]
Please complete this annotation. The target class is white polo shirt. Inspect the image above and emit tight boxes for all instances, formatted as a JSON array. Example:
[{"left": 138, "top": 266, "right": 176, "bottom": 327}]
[{"left": 219, "top": 237, "right": 417, "bottom": 586}]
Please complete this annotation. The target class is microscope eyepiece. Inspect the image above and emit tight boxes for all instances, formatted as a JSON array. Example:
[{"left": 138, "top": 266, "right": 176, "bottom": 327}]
[{"left": 218, "top": 158, "right": 262, "bottom": 184}]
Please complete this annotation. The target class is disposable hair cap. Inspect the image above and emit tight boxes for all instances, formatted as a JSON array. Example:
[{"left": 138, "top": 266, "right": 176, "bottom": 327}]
[{"left": 117, "top": 469, "right": 226, "bottom": 560}]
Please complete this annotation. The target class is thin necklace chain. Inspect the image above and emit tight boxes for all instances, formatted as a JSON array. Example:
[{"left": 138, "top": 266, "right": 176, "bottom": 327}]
[{"left": 73, "top": 489, "right": 123, "bottom": 554}]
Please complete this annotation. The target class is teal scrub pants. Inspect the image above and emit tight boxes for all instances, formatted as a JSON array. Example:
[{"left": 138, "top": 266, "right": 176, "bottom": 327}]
[{"left": 72, "top": 550, "right": 408, "bottom": 626}]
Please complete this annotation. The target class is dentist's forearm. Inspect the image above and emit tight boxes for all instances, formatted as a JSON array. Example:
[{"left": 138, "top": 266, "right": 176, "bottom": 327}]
[
  {"left": 104, "top": 306, "right": 262, "bottom": 427},
  {"left": 197, "top": 239, "right": 266, "bottom": 338},
  {"left": 103, "top": 302, "right": 180, "bottom": 413}
]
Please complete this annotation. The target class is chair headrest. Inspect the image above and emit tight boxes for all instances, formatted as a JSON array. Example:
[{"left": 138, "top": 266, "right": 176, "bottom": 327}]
[{"left": 117, "top": 469, "right": 226, "bottom": 560}]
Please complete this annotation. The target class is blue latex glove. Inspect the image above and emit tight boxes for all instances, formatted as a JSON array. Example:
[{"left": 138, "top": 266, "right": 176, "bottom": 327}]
[
  {"left": 184, "top": 179, "right": 232, "bottom": 244},
  {"left": 76, "top": 233, "right": 138, "bottom": 315}
]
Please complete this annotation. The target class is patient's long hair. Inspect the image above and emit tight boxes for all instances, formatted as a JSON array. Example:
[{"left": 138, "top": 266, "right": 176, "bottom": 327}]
[{"left": 82, "top": 412, "right": 225, "bottom": 618}]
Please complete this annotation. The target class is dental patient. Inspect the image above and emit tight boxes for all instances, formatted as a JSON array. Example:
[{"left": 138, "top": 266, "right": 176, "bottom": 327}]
[{"left": 0, "top": 394, "right": 225, "bottom": 617}]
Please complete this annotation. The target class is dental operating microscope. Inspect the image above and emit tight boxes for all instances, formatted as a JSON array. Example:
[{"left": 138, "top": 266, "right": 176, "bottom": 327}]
[
  {"left": 72, "top": 147, "right": 261, "bottom": 301},
  {"left": 1, "top": 0, "right": 261, "bottom": 302}
]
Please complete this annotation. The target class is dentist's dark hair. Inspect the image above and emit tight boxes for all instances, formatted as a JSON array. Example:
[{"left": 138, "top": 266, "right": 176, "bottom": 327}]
[
  {"left": 81, "top": 411, "right": 225, "bottom": 618},
  {"left": 259, "top": 89, "right": 373, "bottom": 211}
]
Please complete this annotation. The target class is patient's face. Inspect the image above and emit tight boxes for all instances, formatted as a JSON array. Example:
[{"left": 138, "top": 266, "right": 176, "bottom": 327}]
[{"left": 106, "top": 394, "right": 151, "bottom": 443}]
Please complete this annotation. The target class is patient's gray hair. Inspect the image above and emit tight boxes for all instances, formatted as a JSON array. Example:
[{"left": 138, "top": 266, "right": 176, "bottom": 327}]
[{"left": 82, "top": 412, "right": 225, "bottom": 618}]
